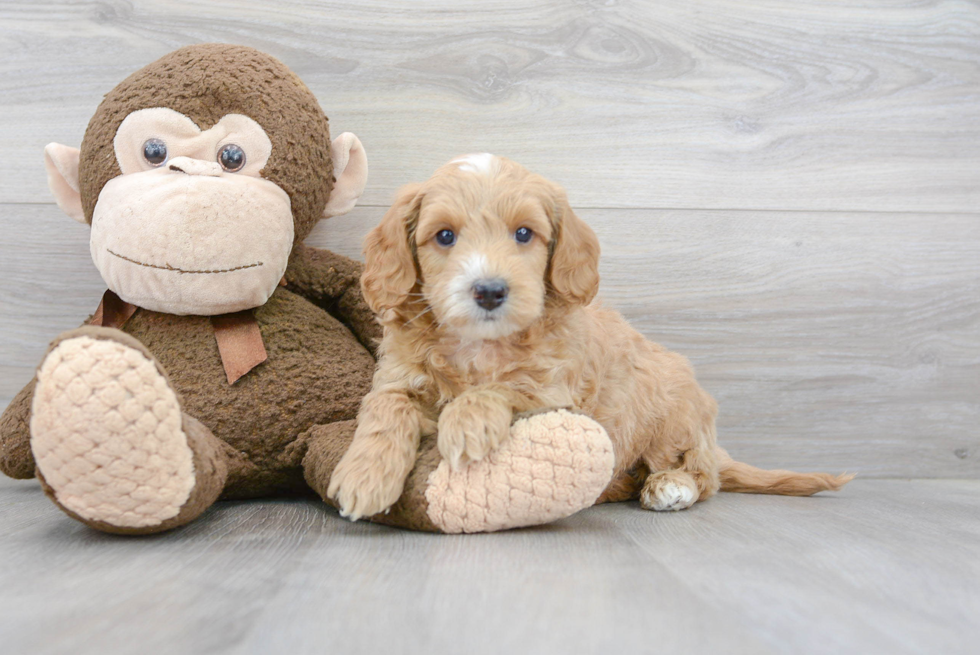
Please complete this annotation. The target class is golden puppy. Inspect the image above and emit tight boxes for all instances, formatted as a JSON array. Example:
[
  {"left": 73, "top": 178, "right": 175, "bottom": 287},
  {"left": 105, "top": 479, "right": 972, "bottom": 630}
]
[{"left": 328, "top": 153, "right": 852, "bottom": 519}]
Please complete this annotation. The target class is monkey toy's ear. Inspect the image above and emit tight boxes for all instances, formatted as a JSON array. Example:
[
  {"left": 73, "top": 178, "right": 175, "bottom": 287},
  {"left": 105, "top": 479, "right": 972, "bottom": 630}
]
[
  {"left": 322, "top": 132, "right": 368, "bottom": 219},
  {"left": 44, "top": 143, "right": 86, "bottom": 224}
]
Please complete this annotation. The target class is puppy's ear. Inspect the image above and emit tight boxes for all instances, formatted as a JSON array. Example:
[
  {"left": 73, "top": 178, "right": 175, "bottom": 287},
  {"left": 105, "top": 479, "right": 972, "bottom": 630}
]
[
  {"left": 361, "top": 183, "right": 422, "bottom": 313},
  {"left": 548, "top": 190, "right": 600, "bottom": 306}
]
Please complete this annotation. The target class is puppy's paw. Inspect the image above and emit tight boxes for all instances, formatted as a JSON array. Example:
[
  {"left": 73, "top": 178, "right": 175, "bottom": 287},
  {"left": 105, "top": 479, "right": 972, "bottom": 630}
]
[
  {"left": 640, "top": 471, "right": 699, "bottom": 512},
  {"left": 437, "top": 392, "right": 512, "bottom": 469},
  {"left": 327, "top": 443, "right": 406, "bottom": 521}
]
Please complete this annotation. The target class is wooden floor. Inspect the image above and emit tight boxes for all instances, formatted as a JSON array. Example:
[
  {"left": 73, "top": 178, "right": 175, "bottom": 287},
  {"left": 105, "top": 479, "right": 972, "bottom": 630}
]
[
  {"left": 1, "top": 1, "right": 978, "bottom": 653},
  {"left": 1, "top": 476, "right": 978, "bottom": 655}
]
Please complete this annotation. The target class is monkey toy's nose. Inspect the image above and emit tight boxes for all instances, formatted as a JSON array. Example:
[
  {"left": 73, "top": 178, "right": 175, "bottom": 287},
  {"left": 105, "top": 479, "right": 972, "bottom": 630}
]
[
  {"left": 167, "top": 156, "right": 223, "bottom": 177},
  {"left": 472, "top": 279, "right": 509, "bottom": 311}
]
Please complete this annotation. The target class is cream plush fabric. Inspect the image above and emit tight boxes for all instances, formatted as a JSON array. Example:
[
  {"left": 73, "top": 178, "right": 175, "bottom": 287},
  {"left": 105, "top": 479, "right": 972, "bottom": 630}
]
[
  {"left": 30, "top": 336, "right": 195, "bottom": 528},
  {"left": 425, "top": 409, "right": 615, "bottom": 533}
]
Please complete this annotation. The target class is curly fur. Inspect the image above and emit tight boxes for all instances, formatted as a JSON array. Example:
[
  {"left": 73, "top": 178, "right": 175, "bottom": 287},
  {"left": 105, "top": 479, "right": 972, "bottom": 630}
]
[{"left": 353, "top": 155, "right": 852, "bottom": 512}]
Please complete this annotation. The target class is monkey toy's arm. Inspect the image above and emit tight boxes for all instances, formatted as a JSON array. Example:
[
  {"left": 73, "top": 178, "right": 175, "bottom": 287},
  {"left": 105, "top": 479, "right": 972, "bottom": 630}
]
[
  {"left": 284, "top": 243, "right": 382, "bottom": 355},
  {"left": 0, "top": 380, "right": 37, "bottom": 479}
]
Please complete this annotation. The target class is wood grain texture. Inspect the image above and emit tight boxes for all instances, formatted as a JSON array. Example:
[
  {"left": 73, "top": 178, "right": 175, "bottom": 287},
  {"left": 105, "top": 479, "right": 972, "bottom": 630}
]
[
  {"left": 2, "top": 204, "right": 977, "bottom": 478},
  {"left": 0, "top": 0, "right": 978, "bottom": 211},
  {"left": 0, "top": 476, "right": 977, "bottom": 655}
]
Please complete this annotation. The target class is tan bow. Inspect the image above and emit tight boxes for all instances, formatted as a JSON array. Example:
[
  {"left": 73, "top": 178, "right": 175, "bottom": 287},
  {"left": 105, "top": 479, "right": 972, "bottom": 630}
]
[{"left": 89, "top": 290, "right": 267, "bottom": 384}]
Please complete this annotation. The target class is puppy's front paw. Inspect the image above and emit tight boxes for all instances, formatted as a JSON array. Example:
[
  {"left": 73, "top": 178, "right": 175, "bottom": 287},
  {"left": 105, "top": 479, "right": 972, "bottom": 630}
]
[
  {"left": 437, "top": 393, "right": 512, "bottom": 469},
  {"left": 327, "top": 444, "right": 406, "bottom": 521}
]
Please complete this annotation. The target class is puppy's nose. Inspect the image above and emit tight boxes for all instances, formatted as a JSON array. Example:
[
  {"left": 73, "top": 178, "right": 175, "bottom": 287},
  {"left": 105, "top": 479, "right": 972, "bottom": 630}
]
[{"left": 472, "top": 279, "right": 508, "bottom": 311}]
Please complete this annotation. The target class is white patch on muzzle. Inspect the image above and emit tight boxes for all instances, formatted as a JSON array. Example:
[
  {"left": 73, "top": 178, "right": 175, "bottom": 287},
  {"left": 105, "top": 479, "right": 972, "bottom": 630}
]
[
  {"left": 447, "top": 253, "right": 491, "bottom": 314},
  {"left": 441, "top": 252, "right": 520, "bottom": 340}
]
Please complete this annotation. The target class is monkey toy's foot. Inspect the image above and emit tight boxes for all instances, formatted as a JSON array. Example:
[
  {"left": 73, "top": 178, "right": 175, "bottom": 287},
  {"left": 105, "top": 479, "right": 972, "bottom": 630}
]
[
  {"left": 424, "top": 409, "right": 615, "bottom": 533},
  {"left": 29, "top": 327, "right": 226, "bottom": 534}
]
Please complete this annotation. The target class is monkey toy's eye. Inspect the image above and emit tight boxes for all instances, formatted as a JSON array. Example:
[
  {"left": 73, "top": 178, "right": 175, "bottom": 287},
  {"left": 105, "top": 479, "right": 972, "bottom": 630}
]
[
  {"left": 142, "top": 138, "right": 168, "bottom": 166},
  {"left": 435, "top": 229, "right": 456, "bottom": 247},
  {"left": 218, "top": 144, "right": 246, "bottom": 172},
  {"left": 515, "top": 226, "right": 533, "bottom": 243}
]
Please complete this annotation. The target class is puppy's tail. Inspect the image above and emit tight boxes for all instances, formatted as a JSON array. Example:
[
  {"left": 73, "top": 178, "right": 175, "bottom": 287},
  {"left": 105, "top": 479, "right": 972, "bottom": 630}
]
[{"left": 715, "top": 447, "right": 854, "bottom": 496}]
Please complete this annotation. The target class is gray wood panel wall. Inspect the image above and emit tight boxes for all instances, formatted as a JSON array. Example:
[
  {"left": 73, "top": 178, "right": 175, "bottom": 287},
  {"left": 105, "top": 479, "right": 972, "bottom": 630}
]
[{"left": 1, "top": 0, "right": 977, "bottom": 478}]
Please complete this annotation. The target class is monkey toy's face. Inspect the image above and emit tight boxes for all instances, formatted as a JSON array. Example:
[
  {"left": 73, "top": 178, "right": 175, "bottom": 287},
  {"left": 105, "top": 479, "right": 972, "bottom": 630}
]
[
  {"left": 86, "top": 108, "right": 293, "bottom": 314},
  {"left": 42, "top": 44, "right": 367, "bottom": 316}
]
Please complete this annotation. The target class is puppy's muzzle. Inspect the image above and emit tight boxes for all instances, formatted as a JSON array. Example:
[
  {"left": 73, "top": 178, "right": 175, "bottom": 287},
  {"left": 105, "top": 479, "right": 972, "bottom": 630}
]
[{"left": 472, "top": 278, "right": 508, "bottom": 311}]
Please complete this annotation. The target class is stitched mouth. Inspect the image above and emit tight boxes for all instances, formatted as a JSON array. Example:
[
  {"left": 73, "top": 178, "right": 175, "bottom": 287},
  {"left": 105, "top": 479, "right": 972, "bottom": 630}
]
[{"left": 107, "top": 249, "right": 263, "bottom": 275}]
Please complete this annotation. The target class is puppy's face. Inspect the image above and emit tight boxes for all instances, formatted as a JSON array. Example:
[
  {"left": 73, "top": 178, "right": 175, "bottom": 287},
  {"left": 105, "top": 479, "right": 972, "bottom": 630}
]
[
  {"left": 413, "top": 156, "right": 554, "bottom": 339},
  {"left": 362, "top": 154, "right": 600, "bottom": 340}
]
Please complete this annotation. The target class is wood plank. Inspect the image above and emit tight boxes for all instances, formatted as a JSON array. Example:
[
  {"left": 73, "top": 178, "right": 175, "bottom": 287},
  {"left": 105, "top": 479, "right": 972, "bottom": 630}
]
[
  {"left": 0, "top": 0, "right": 978, "bottom": 211},
  {"left": 1, "top": 204, "right": 977, "bottom": 478},
  {"left": 0, "top": 477, "right": 977, "bottom": 654},
  {"left": 608, "top": 479, "right": 980, "bottom": 655}
]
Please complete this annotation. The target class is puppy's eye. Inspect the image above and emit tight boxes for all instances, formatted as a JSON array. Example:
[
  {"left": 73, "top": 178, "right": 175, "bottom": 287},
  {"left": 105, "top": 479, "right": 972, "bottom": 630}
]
[
  {"left": 435, "top": 229, "right": 456, "bottom": 247},
  {"left": 515, "top": 226, "right": 533, "bottom": 244},
  {"left": 219, "top": 144, "right": 246, "bottom": 172},
  {"left": 142, "top": 139, "right": 168, "bottom": 166}
]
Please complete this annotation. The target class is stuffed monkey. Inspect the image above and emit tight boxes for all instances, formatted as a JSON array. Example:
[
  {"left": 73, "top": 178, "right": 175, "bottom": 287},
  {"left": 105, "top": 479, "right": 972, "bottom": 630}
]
[{"left": 0, "top": 44, "right": 614, "bottom": 535}]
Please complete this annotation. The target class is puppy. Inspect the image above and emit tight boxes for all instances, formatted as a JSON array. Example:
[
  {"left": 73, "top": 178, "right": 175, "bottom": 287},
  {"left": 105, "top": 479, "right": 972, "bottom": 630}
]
[{"left": 328, "top": 153, "right": 852, "bottom": 520}]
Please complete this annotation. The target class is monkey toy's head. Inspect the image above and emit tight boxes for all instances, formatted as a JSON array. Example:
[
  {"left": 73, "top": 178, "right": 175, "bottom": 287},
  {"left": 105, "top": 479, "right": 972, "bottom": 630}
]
[{"left": 44, "top": 44, "right": 368, "bottom": 315}]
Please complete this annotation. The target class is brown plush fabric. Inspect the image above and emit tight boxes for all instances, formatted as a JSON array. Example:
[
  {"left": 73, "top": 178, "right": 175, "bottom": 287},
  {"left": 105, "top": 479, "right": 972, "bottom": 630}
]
[
  {"left": 301, "top": 421, "right": 441, "bottom": 532},
  {"left": 177, "top": 414, "right": 230, "bottom": 519},
  {"left": 120, "top": 285, "right": 376, "bottom": 498},
  {"left": 301, "top": 420, "right": 355, "bottom": 508},
  {"left": 285, "top": 243, "right": 383, "bottom": 352},
  {"left": 37, "top": 297, "right": 373, "bottom": 498},
  {"left": 0, "top": 379, "right": 35, "bottom": 479},
  {"left": 77, "top": 44, "right": 334, "bottom": 243},
  {"left": 372, "top": 433, "right": 443, "bottom": 532},
  {"left": 0, "top": 256, "right": 381, "bottom": 497}
]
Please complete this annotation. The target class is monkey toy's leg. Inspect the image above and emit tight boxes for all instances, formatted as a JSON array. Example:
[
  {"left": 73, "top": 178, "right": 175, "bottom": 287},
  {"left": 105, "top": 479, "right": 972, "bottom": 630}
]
[
  {"left": 0, "top": 379, "right": 37, "bottom": 480},
  {"left": 27, "top": 326, "right": 229, "bottom": 535},
  {"left": 303, "top": 409, "right": 616, "bottom": 533}
]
